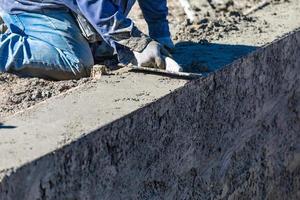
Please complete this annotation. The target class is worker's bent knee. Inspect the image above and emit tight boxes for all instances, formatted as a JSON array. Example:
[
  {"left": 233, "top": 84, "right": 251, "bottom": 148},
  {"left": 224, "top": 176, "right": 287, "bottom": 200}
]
[
  {"left": 1, "top": 34, "right": 94, "bottom": 80},
  {"left": 15, "top": 65, "right": 91, "bottom": 80},
  {"left": 6, "top": 52, "right": 94, "bottom": 80},
  {"left": 14, "top": 50, "right": 94, "bottom": 80}
]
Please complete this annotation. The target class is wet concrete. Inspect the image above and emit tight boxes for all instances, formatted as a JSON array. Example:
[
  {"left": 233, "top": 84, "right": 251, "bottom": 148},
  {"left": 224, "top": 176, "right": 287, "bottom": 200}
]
[
  {"left": 0, "top": 74, "right": 187, "bottom": 173},
  {"left": 1, "top": 28, "right": 299, "bottom": 199}
]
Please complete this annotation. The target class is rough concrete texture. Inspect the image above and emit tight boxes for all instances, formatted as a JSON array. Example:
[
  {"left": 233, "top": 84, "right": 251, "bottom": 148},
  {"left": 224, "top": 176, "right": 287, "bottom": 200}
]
[
  {"left": 1, "top": 27, "right": 299, "bottom": 199},
  {"left": 0, "top": 74, "right": 187, "bottom": 172},
  {"left": 1, "top": 0, "right": 300, "bottom": 118}
]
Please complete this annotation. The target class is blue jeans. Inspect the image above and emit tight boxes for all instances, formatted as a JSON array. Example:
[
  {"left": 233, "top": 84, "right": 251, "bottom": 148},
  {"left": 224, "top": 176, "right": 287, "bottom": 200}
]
[{"left": 0, "top": 9, "right": 94, "bottom": 80}]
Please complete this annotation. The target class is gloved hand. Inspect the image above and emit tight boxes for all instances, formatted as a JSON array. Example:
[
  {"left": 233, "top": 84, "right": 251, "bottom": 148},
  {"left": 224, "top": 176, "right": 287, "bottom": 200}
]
[
  {"left": 133, "top": 41, "right": 183, "bottom": 72},
  {"left": 156, "top": 37, "right": 175, "bottom": 50},
  {"left": 133, "top": 41, "right": 170, "bottom": 69}
]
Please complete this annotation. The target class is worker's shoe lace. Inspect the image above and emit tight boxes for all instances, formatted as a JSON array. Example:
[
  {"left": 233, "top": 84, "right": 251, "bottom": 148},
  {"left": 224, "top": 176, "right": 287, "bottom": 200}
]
[{"left": 0, "top": 16, "right": 7, "bottom": 34}]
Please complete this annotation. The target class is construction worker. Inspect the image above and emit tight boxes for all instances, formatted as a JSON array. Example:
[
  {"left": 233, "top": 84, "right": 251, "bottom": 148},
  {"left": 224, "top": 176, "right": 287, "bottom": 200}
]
[{"left": 0, "top": 0, "right": 179, "bottom": 80}]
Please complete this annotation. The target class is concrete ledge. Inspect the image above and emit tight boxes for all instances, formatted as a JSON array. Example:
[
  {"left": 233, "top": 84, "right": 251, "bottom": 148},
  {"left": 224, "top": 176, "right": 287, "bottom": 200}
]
[
  {"left": 0, "top": 74, "right": 187, "bottom": 172},
  {"left": 1, "top": 29, "right": 300, "bottom": 199}
]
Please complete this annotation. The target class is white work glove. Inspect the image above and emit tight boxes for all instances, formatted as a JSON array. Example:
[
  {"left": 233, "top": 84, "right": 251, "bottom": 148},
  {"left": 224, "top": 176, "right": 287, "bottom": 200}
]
[
  {"left": 155, "top": 37, "right": 175, "bottom": 50},
  {"left": 133, "top": 41, "right": 182, "bottom": 72},
  {"left": 133, "top": 41, "right": 170, "bottom": 69}
]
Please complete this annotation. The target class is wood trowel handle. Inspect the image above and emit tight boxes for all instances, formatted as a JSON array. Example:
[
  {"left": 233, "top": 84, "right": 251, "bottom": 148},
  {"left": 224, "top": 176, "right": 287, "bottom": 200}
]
[{"left": 130, "top": 56, "right": 202, "bottom": 79}]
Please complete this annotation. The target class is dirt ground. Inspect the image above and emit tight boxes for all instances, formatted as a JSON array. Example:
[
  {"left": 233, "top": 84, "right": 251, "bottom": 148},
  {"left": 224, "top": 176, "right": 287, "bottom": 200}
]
[{"left": 0, "top": 0, "right": 299, "bottom": 118}]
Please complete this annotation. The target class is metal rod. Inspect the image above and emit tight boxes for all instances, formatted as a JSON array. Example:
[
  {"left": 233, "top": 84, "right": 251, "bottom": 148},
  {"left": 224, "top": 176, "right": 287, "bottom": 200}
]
[
  {"left": 178, "top": 0, "right": 196, "bottom": 22},
  {"left": 130, "top": 66, "right": 202, "bottom": 80},
  {"left": 243, "top": 0, "right": 270, "bottom": 16}
]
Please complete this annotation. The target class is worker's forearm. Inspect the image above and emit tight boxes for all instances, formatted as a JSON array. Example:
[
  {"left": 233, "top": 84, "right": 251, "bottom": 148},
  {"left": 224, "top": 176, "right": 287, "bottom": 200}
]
[
  {"left": 138, "top": 0, "right": 171, "bottom": 39},
  {"left": 76, "top": 0, "right": 151, "bottom": 53}
]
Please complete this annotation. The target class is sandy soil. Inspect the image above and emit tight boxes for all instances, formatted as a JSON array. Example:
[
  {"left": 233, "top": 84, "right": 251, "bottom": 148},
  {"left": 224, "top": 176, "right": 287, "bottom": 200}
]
[
  {"left": 0, "top": 74, "right": 92, "bottom": 117},
  {"left": 0, "top": 0, "right": 299, "bottom": 118}
]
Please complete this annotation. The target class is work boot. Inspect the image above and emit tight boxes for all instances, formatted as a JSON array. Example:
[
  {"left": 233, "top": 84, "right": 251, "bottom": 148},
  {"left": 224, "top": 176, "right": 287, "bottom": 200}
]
[{"left": 0, "top": 16, "right": 7, "bottom": 34}]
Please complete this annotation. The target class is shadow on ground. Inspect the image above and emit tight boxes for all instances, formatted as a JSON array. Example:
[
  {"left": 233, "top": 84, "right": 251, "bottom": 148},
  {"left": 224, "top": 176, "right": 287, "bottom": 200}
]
[
  {"left": 172, "top": 42, "right": 257, "bottom": 73},
  {"left": 0, "top": 122, "right": 16, "bottom": 129}
]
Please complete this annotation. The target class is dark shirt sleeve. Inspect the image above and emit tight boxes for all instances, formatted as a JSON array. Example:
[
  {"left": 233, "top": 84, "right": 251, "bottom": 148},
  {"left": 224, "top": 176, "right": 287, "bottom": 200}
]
[{"left": 137, "top": 0, "right": 171, "bottom": 39}]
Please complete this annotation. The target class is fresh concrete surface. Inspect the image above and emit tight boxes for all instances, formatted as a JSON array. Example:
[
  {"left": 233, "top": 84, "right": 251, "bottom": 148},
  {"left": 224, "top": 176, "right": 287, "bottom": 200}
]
[
  {"left": 1, "top": 1, "right": 300, "bottom": 198},
  {"left": 0, "top": 74, "right": 187, "bottom": 174},
  {"left": 0, "top": 28, "right": 299, "bottom": 200}
]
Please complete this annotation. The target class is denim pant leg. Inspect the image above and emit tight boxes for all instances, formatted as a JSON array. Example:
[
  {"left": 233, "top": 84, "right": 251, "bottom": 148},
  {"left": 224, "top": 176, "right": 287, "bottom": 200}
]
[{"left": 0, "top": 9, "right": 94, "bottom": 80}]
